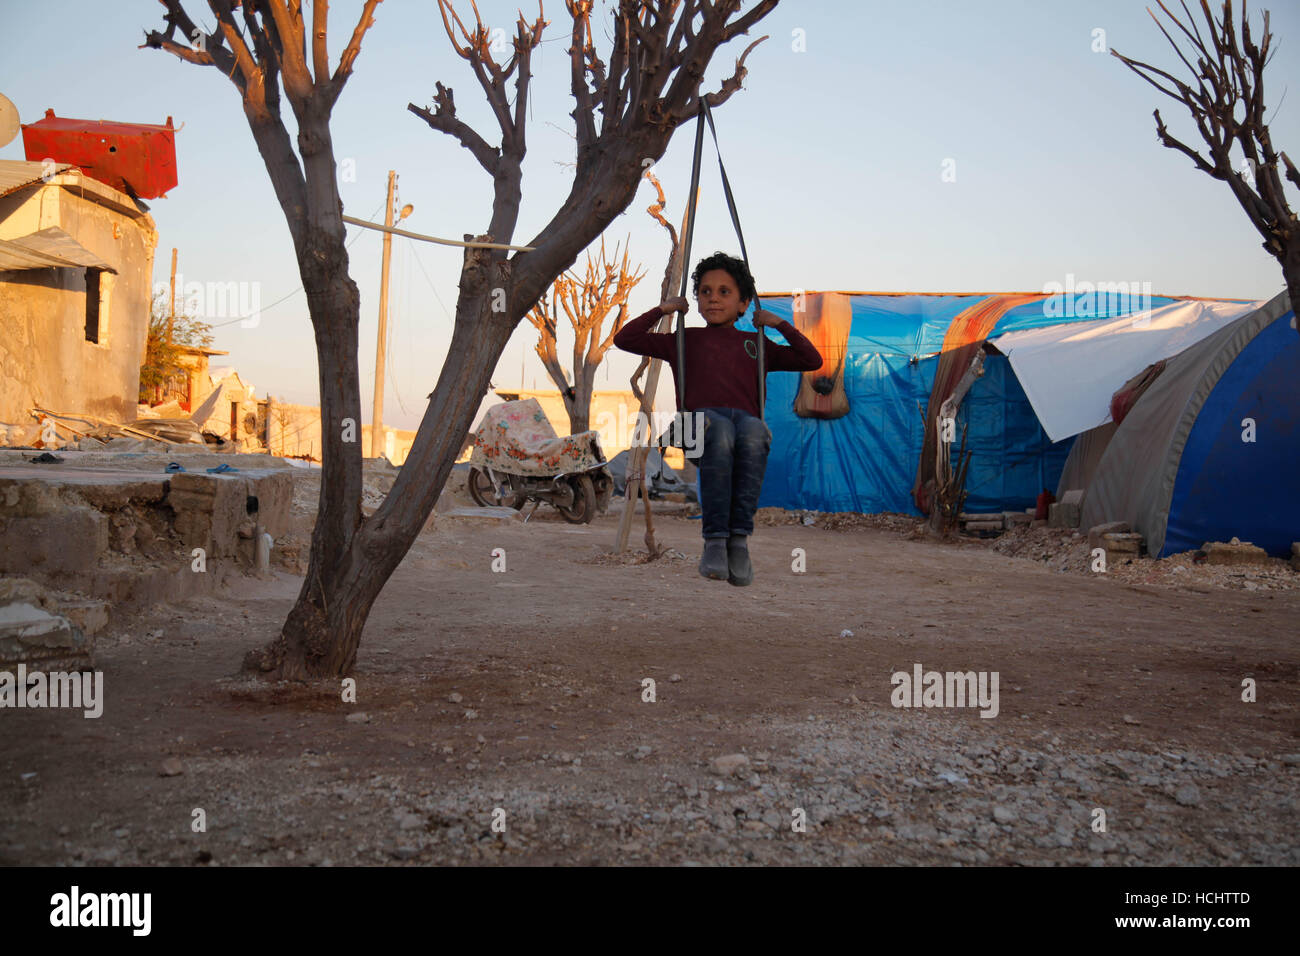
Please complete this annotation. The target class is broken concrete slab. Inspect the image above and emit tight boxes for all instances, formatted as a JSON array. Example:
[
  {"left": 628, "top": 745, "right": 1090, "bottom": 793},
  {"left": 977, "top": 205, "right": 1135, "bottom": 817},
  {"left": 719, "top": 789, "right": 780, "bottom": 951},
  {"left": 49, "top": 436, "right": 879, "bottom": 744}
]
[
  {"left": 58, "top": 599, "right": 110, "bottom": 636},
  {"left": 1060, "top": 488, "right": 1085, "bottom": 507},
  {"left": 1048, "top": 501, "right": 1081, "bottom": 529},
  {"left": 1201, "top": 539, "right": 1270, "bottom": 566},
  {"left": 1003, "top": 511, "right": 1033, "bottom": 527},
  {"left": 1101, "top": 532, "right": 1143, "bottom": 556},
  {"left": 0, "top": 577, "right": 109, "bottom": 637},
  {"left": 1088, "top": 521, "right": 1132, "bottom": 552},
  {"left": 439, "top": 506, "right": 524, "bottom": 524},
  {"left": 0, "top": 602, "right": 91, "bottom": 669}
]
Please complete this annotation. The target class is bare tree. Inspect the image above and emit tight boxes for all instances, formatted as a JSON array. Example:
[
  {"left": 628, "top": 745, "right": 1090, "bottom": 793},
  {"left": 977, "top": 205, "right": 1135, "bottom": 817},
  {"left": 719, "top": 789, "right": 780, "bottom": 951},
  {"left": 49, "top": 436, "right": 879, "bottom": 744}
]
[
  {"left": 146, "top": 0, "right": 775, "bottom": 679},
  {"left": 526, "top": 238, "right": 646, "bottom": 433},
  {"left": 621, "top": 168, "right": 686, "bottom": 558},
  {"left": 1113, "top": 1, "right": 1300, "bottom": 316}
]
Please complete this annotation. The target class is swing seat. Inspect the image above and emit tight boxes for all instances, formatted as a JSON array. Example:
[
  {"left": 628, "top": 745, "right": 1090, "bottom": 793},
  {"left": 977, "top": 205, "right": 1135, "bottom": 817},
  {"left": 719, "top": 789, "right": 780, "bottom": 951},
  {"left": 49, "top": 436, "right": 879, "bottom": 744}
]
[{"left": 469, "top": 399, "right": 606, "bottom": 477}]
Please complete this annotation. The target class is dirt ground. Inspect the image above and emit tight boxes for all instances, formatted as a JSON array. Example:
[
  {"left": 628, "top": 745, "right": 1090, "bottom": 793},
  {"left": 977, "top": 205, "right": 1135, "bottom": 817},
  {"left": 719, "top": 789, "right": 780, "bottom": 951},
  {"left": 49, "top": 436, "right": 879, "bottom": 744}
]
[{"left": 2, "top": 495, "right": 1297, "bottom": 866}]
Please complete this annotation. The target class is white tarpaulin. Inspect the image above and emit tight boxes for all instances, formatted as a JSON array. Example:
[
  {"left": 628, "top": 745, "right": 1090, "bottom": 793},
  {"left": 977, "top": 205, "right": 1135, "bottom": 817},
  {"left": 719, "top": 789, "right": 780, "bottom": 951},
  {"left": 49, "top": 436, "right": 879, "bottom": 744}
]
[{"left": 989, "top": 297, "right": 1262, "bottom": 442}]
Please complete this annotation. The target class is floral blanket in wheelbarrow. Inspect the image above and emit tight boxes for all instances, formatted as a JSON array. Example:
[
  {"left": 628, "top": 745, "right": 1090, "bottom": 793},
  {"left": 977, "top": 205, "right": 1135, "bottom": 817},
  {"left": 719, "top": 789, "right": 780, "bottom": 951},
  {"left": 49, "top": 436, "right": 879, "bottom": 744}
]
[{"left": 469, "top": 399, "right": 605, "bottom": 477}]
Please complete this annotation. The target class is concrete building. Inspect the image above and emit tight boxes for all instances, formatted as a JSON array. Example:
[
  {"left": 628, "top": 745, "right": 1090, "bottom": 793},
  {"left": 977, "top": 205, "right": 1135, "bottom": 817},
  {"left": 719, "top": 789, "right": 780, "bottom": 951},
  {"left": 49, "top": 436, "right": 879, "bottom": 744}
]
[
  {"left": 153, "top": 342, "right": 229, "bottom": 412},
  {"left": 198, "top": 366, "right": 261, "bottom": 446},
  {"left": 0, "top": 160, "right": 158, "bottom": 426}
]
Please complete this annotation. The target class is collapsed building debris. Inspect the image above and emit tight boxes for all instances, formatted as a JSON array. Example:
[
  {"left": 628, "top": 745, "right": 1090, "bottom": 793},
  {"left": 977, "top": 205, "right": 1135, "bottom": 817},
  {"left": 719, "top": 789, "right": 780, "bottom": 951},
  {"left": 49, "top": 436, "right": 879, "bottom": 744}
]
[{"left": 0, "top": 449, "right": 292, "bottom": 663}]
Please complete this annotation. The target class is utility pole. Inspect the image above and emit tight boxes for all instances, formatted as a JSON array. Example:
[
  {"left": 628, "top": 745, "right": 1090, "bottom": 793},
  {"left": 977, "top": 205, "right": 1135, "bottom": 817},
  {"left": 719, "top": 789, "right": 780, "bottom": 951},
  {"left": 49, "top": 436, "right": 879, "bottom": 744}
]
[
  {"left": 371, "top": 170, "right": 396, "bottom": 459},
  {"left": 167, "top": 247, "right": 177, "bottom": 343},
  {"left": 368, "top": 174, "right": 416, "bottom": 459}
]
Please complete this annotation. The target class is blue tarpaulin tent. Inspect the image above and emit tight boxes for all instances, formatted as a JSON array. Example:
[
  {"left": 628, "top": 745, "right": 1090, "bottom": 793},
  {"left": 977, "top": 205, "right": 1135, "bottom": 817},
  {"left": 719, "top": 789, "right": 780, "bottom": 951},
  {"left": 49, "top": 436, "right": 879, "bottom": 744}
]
[
  {"left": 1077, "top": 292, "right": 1299, "bottom": 557},
  {"left": 748, "top": 292, "right": 1186, "bottom": 516}
]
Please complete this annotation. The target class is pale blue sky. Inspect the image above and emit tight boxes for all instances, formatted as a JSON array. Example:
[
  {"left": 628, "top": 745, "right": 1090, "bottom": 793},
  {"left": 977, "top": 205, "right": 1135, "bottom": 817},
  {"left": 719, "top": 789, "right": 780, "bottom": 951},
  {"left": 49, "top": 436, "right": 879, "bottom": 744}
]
[{"left": 3, "top": 0, "right": 1297, "bottom": 428}]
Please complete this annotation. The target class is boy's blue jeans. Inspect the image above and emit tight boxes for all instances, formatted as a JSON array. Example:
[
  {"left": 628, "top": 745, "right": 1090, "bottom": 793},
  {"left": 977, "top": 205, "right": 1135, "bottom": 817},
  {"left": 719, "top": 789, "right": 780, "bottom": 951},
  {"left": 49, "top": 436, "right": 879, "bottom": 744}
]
[{"left": 694, "top": 406, "right": 772, "bottom": 540}]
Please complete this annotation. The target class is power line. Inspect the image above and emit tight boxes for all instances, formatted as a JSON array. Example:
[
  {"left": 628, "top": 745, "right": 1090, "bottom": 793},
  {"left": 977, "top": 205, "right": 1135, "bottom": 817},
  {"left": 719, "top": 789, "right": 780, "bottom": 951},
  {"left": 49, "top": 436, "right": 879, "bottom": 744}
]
[
  {"left": 205, "top": 202, "right": 383, "bottom": 330},
  {"left": 403, "top": 235, "right": 455, "bottom": 323},
  {"left": 389, "top": 237, "right": 413, "bottom": 417}
]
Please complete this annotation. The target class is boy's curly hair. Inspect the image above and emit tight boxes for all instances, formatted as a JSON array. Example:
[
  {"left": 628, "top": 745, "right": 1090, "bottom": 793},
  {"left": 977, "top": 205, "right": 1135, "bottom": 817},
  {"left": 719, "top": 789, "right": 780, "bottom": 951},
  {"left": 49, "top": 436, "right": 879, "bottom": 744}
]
[{"left": 691, "top": 252, "right": 756, "bottom": 305}]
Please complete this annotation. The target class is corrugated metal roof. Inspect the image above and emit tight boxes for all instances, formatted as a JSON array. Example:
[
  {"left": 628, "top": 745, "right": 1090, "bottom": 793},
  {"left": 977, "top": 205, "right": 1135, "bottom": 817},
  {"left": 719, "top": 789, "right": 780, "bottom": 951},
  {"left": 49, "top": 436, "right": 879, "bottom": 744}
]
[
  {"left": 0, "top": 226, "right": 116, "bottom": 272},
  {"left": 0, "top": 160, "right": 74, "bottom": 200}
]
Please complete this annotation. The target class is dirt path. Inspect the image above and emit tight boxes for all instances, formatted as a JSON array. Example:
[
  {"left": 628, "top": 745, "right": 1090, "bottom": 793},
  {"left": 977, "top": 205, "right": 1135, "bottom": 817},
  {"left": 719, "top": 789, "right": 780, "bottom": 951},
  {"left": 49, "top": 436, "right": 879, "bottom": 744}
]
[{"left": 2, "top": 505, "right": 1296, "bottom": 866}]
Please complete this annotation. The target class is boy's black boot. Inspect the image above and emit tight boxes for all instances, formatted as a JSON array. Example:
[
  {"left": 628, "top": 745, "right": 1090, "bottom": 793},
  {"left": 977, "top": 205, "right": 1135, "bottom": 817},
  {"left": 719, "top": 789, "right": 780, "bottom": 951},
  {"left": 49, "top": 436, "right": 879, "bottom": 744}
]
[
  {"left": 726, "top": 534, "right": 753, "bottom": 587},
  {"left": 699, "top": 539, "right": 729, "bottom": 580}
]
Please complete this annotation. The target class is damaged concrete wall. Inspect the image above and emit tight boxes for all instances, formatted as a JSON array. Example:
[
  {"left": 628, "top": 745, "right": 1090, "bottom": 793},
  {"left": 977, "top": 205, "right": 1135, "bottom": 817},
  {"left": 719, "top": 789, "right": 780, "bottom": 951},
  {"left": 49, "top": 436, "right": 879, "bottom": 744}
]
[
  {"left": 0, "top": 172, "right": 159, "bottom": 425},
  {"left": 0, "top": 452, "right": 292, "bottom": 609}
]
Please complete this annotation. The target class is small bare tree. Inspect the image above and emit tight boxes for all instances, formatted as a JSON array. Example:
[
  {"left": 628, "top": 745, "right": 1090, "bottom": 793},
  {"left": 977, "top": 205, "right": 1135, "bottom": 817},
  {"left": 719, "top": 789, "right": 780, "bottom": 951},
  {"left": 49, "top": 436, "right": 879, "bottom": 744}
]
[
  {"left": 526, "top": 238, "right": 646, "bottom": 433},
  {"left": 1113, "top": 1, "right": 1300, "bottom": 316},
  {"left": 146, "top": 0, "right": 776, "bottom": 679}
]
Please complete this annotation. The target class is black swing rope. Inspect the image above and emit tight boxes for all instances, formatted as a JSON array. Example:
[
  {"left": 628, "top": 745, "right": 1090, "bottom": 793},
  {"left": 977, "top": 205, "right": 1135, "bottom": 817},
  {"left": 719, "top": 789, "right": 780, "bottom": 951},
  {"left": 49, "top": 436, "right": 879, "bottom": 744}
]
[{"left": 675, "top": 99, "right": 766, "bottom": 422}]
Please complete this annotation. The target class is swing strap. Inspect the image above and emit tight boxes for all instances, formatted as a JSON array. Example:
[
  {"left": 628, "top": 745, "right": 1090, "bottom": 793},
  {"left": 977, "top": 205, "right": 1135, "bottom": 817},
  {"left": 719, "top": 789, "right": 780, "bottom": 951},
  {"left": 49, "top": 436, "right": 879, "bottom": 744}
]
[{"left": 675, "top": 98, "right": 765, "bottom": 420}]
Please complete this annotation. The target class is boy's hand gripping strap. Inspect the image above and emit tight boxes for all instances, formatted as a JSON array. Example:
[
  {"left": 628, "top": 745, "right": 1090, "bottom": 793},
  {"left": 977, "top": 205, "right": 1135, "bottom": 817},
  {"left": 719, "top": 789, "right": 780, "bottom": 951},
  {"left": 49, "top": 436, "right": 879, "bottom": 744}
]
[{"left": 675, "top": 98, "right": 765, "bottom": 421}]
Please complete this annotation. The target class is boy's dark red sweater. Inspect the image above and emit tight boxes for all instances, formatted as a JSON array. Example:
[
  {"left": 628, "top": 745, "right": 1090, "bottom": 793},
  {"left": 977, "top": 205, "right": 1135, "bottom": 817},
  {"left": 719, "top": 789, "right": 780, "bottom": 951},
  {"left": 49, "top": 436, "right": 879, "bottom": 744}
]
[{"left": 613, "top": 307, "right": 823, "bottom": 418}]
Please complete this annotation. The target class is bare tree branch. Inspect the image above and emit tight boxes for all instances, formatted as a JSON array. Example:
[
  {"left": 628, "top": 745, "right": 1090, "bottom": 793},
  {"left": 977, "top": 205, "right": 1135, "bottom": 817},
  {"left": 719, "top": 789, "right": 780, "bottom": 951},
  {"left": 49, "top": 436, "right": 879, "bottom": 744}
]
[
  {"left": 1114, "top": 0, "right": 1298, "bottom": 291},
  {"left": 407, "top": 83, "right": 501, "bottom": 175},
  {"left": 332, "top": 0, "right": 382, "bottom": 93},
  {"left": 527, "top": 235, "right": 644, "bottom": 432},
  {"left": 261, "top": 0, "right": 313, "bottom": 101},
  {"left": 312, "top": 0, "right": 330, "bottom": 85}
]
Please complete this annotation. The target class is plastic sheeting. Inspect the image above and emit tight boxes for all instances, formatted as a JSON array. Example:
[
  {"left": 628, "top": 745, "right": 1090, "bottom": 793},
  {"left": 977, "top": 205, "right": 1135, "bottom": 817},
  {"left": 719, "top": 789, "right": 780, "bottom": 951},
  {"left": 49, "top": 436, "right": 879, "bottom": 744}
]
[
  {"left": 753, "top": 294, "right": 1109, "bottom": 515},
  {"left": 990, "top": 298, "right": 1261, "bottom": 442},
  {"left": 1163, "top": 304, "right": 1300, "bottom": 556},
  {"left": 1079, "top": 292, "right": 1298, "bottom": 557}
]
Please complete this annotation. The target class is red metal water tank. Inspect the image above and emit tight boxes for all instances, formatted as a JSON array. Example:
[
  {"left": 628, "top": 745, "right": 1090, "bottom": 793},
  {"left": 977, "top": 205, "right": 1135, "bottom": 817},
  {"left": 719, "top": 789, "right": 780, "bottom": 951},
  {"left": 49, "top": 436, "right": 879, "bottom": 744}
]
[{"left": 21, "top": 109, "right": 178, "bottom": 199}]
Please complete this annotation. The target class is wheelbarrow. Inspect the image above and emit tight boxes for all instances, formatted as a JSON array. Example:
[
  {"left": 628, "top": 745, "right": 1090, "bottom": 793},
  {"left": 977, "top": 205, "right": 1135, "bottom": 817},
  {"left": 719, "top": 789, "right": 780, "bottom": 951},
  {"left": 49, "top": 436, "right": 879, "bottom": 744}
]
[{"left": 466, "top": 399, "right": 613, "bottom": 524}]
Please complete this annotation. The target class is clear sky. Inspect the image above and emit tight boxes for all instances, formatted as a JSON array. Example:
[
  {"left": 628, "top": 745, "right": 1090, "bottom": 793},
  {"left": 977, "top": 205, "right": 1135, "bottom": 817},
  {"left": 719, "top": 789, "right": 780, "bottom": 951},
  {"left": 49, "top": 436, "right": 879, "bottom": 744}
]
[{"left": 3, "top": 1, "right": 1297, "bottom": 429}]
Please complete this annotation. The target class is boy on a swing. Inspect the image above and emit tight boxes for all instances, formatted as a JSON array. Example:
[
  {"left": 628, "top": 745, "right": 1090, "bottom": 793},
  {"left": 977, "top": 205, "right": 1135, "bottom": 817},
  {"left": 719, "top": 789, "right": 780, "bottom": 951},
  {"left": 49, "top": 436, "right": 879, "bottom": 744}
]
[{"left": 614, "top": 252, "right": 823, "bottom": 586}]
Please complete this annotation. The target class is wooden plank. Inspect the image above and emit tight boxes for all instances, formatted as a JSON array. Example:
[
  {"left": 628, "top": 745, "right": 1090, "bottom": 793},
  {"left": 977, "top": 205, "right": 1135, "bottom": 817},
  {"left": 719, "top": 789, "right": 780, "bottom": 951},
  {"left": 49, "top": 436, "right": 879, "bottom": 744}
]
[
  {"left": 614, "top": 193, "right": 697, "bottom": 554},
  {"left": 33, "top": 407, "right": 187, "bottom": 446}
]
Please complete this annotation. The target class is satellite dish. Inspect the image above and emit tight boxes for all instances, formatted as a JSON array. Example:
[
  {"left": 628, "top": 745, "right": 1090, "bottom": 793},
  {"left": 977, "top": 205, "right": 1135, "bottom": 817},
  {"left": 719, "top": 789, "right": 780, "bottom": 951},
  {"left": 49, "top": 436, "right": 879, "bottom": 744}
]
[{"left": 0, "top": 93, "right": 19, "bottom": 149}]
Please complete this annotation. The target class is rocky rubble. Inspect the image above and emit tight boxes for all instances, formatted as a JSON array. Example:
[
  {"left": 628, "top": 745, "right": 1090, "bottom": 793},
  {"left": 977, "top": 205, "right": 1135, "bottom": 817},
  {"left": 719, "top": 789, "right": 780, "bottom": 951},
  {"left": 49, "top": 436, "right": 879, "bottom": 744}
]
[
  {"left": 16, "top": 707, "right": 1295, "bottom": 867},
  {"left": 991, "top": 525, "right": 1299, "bottom": 592},
  {"left": 750, "top": 506, "right": 1299, "bottom": 593}
]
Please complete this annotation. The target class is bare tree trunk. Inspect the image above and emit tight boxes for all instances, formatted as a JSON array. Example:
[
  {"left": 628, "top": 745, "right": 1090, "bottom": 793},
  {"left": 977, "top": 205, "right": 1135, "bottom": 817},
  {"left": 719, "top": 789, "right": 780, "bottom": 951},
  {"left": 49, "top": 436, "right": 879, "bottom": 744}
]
[
  {"left": 570, "top": 372, "right": 594, "bottom": 434},
  {"left": 1285, "top": 242, "right": 1300, "bottom": 315},
  {"left": 249, "top": 245, "right": 511, "bottom": 677}
]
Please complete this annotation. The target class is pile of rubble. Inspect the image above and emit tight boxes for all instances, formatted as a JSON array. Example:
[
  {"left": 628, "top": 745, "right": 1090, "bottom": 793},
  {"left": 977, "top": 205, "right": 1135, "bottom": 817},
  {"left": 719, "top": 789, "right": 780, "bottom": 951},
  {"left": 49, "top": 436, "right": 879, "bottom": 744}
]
[
  {"left": 991, "top": 524, "right": 1299, "bottom": 591},
  {"left": 755, "top": 508, "right": 923, "bottom": 535},
  {"left": 1, "top": 407, "right": 264, "bottom": 457},
  {"left": 755, "top": 502, "right": 1299, "bottom": 593}
]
